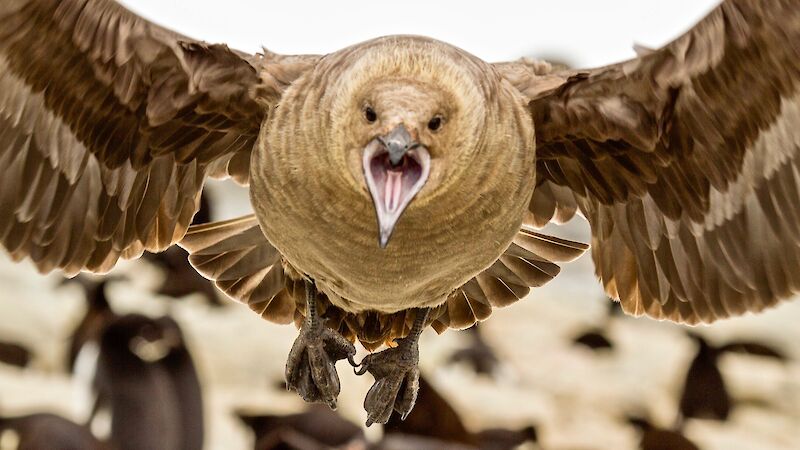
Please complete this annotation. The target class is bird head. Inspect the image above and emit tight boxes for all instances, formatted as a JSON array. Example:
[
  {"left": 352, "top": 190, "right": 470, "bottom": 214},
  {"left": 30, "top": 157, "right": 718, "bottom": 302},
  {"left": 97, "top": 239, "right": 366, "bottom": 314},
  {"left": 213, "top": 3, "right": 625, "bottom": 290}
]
[
  {"left": 357, "top": 79, "right": 458, "bottom": 248},
  {"left": 324, "top": 36, "right": 491, "bottom": 248}
]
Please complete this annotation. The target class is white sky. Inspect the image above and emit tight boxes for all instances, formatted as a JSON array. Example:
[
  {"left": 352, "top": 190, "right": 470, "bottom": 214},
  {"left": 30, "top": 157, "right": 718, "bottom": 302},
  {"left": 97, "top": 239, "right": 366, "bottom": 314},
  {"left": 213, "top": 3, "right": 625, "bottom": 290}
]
[{"left": 120, "top": 0, "right": 720, "bottom": 68}]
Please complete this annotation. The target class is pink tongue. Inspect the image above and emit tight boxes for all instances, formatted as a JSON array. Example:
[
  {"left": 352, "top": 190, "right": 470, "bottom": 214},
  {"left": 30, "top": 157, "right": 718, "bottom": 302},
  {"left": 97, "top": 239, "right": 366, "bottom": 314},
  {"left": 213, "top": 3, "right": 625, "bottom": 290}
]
[{"left": 384, "top": 169, "right": 403, "bottom": 213}]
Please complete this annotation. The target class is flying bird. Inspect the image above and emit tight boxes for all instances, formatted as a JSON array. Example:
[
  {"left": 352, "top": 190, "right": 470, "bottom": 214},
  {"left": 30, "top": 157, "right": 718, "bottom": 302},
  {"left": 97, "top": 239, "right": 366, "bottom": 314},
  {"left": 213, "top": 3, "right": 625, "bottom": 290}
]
[{"left": 1, "top": 0, "right": 798, "bottom": 425}]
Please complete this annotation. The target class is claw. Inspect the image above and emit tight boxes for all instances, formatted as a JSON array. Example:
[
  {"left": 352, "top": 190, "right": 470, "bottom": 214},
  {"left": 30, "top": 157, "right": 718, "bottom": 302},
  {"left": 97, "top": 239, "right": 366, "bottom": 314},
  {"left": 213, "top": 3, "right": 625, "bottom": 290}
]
[
  {"left": 285, "top": 281, "right": 356, "bottom": 410},
  {"left": 347, "top": 353, "right": 362, "bottom": 370},
  {"left": 286, "top": 326, "right": 355, "bottom": 408},
  {"left": 355, "top": 340, "right": 420, "bottom": 425},
  {"left": 395, "top": 367, "right": 419, "bottom": 420},
  {"left": 354, "top": 308, "right": 430, "bottom": 426},
  {"left": 352, "top": 360, "right": 369, "bottom": 376}
]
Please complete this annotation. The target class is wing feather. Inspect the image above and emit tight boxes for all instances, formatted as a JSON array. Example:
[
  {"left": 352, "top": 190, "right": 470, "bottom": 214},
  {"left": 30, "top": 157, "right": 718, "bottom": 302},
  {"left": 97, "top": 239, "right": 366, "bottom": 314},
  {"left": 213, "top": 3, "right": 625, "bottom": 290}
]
[
  {"left": 179, "top": 215, "right": 295, "bottom": 324},
  {"left": 438, "top": 231, "right": 588, "bottom": 330},
  {"left": 0, "top": 0, "right": 318, "bottom": 274},
  {"left": 503, "top": 0, "right": 800, "bottom": 323}
]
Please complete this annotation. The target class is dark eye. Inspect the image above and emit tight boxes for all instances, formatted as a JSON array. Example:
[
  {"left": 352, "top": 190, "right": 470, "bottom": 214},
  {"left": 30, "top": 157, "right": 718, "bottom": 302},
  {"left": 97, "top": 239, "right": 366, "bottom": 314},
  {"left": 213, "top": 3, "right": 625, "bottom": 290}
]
[
  {"left": 427, "top": 116, "right": 442, "bottom": 131},
  {"left": 364, "top": 106, "right": 377, "bottom": 123}
]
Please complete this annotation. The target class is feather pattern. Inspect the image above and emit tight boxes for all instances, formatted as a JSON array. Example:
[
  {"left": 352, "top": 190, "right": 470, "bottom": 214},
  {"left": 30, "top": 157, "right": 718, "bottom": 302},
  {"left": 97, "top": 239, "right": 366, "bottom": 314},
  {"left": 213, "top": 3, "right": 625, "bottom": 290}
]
[
  {"left": 504, "top": 0, "right": 800, "bottom": 323},
  {"left": 179, "top": 215, "right": 586, "bottom": 345},
  {"left": 179, "top": 215, "right": 296, "bottom": 324},
  {"left": 0, "top": 0, "right": 315, "bottom": 274},
  {"left": 431, "top": 229, "right": 587, "bottom": 332}
]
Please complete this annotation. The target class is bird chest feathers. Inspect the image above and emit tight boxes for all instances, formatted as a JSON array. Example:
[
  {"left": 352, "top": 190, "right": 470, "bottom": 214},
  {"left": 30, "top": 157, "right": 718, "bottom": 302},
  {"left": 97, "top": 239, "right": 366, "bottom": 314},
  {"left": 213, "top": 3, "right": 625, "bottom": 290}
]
[{"left": 250, "top": 36, "right": 536, "bottom": 313}]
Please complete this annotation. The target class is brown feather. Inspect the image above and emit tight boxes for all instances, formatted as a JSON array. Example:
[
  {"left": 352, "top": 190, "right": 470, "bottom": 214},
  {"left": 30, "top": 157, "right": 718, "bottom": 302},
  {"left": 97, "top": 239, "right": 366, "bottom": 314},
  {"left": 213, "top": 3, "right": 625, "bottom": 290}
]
[
  {"left": 180, "top": 215, "right": 585, "bottom": 345},
  {"left": 507, "top": 0, "right": 800, "bottom": 324},
  {"left": 0, "top": 0, "right": 316, "bottom": 275}
]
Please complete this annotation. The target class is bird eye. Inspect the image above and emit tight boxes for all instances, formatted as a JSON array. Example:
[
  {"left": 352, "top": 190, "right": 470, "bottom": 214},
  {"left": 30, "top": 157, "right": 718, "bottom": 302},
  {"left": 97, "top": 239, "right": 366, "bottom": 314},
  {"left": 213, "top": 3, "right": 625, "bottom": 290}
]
[
  {"left": 427, "top": 116, "right": 442, "bottom": 131},
  {"left": 364, "top": 106, "right": 377, "bottom": 123}
]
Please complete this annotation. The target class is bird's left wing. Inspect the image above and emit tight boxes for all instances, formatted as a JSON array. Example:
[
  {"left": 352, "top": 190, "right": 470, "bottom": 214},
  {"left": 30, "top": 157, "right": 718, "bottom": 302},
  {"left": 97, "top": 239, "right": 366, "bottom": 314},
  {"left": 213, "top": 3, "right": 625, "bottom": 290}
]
[
  {"left": 497, "top": 0, "right": 800, "bottom": 323},
  {"left": 0, "top": 0, "right": 318, "bottom": 275}
]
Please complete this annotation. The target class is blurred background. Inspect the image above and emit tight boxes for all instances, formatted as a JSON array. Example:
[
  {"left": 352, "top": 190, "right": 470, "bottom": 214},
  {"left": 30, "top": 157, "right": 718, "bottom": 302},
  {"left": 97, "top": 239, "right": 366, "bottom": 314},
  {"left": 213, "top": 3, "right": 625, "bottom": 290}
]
[{"left": 1, "top": 1, "right": 799, "bottom": 449}]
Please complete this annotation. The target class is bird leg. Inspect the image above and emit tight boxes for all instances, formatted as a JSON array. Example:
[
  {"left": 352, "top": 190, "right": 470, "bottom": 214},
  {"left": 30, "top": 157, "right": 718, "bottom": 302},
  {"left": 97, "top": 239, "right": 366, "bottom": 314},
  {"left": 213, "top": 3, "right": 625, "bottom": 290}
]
[
  {"left": 285, "top": 280, "right": 356, "bottom": 409},
  {"left": 351, "top": 308, "right": 430, "bottom": 426}
]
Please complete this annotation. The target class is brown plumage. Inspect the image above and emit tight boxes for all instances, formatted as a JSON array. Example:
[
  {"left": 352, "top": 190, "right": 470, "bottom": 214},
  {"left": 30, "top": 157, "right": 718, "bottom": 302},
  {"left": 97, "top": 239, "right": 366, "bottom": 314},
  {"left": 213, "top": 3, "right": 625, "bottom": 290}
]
[
  {"left": 521, "top": 1, "right": 800, "bottom": 324},
  {"left": 1, "top": 0, "right": 799, "bottom": 423}
]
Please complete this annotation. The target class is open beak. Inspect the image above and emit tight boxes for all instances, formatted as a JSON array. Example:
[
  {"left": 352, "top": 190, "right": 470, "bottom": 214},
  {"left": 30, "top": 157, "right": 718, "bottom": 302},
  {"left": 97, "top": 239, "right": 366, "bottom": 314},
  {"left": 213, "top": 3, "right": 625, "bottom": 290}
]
[{"left": 363, "top": 124, "right": 431, "bottom": 248}]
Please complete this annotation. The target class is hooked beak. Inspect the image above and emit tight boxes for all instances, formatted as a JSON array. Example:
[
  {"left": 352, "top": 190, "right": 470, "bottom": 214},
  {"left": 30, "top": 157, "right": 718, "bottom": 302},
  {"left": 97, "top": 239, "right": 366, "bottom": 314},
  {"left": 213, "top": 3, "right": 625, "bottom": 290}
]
[{"left": 363, "top": 124, "right": 431, "bottom": 248}]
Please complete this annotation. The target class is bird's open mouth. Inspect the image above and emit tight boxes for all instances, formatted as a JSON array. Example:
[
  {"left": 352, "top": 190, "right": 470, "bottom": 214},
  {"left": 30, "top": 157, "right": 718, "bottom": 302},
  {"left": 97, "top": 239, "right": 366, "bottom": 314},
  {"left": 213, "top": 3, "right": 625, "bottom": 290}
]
[
  {"left": 363, "top": 135, "right": 430, "bottom": 248},
  {"left": 369, "top": 151, "right": 424, "bottom": 214}
]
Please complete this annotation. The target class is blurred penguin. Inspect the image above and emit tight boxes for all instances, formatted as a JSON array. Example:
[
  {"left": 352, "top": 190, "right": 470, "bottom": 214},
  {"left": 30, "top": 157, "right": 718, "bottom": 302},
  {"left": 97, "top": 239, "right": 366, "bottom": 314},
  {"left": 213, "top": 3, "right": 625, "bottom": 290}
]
[
  {"left": 447, "top": 324, "right": 501, "bottom": 376},
  {"left": 384, "top": 376, "right": 537, "bottom": 450},
  {"left": 678, "top": 333, "right": 787, "bottom": 424},
  {"left": 628, "top": 417, "right": 698, "bottom": 450},
  {"left": 0, "top": 413, "right": 106, "bottom": 450},
  {"left": 67, "top": 278, "right": 117, "bottom": 372},
  {"left": 91, "top": 314, "right": 203, "bottom": 450},
  {"left": 238, "top": 405, "right": 364, "bottom": 450}
]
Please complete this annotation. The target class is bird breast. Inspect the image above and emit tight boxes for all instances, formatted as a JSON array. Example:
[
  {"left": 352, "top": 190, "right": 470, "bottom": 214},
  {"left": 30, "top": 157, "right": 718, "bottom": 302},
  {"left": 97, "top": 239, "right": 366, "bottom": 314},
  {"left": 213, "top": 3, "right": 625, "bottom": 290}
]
[{"left": 250, "top": 46, "right": 535, "bottom": 314}]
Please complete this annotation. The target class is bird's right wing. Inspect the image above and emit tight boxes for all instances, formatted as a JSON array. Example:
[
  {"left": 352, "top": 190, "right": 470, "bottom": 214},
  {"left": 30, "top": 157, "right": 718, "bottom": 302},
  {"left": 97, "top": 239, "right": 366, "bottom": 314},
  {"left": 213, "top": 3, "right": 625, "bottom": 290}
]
[{"left": 0, "top": 0, "right": 318, "bottom": 275}]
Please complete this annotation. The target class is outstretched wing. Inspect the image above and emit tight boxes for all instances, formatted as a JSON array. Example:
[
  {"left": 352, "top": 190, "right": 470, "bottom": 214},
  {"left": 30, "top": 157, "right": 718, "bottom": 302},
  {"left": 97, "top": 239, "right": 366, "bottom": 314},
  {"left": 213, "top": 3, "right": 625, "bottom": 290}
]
[
  {"left": 500, "top": 0, "right": 800, "bottom": 323},
  {"left": 0, "top": 0, "right": 317, "bottom": 275}
]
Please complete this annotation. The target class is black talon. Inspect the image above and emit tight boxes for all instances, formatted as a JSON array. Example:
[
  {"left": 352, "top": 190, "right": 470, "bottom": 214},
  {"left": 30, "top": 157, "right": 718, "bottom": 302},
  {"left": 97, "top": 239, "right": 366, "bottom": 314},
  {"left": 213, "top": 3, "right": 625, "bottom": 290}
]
[
  {"left": 353, "top": 362, "right": 369, "bottom": 376},
  {"left": 284, "top": 280, "right": 356, "bottom": 409},
  {"left": 354, "top": 308, "right": 430, "bottom": 426}
]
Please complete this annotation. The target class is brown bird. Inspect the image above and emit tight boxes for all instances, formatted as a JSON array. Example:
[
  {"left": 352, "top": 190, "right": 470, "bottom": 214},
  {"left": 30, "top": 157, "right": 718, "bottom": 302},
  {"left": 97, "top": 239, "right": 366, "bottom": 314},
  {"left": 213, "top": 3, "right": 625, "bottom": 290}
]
[{"left": 1, "top": 0, "right": 799, "bottom": 425}]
